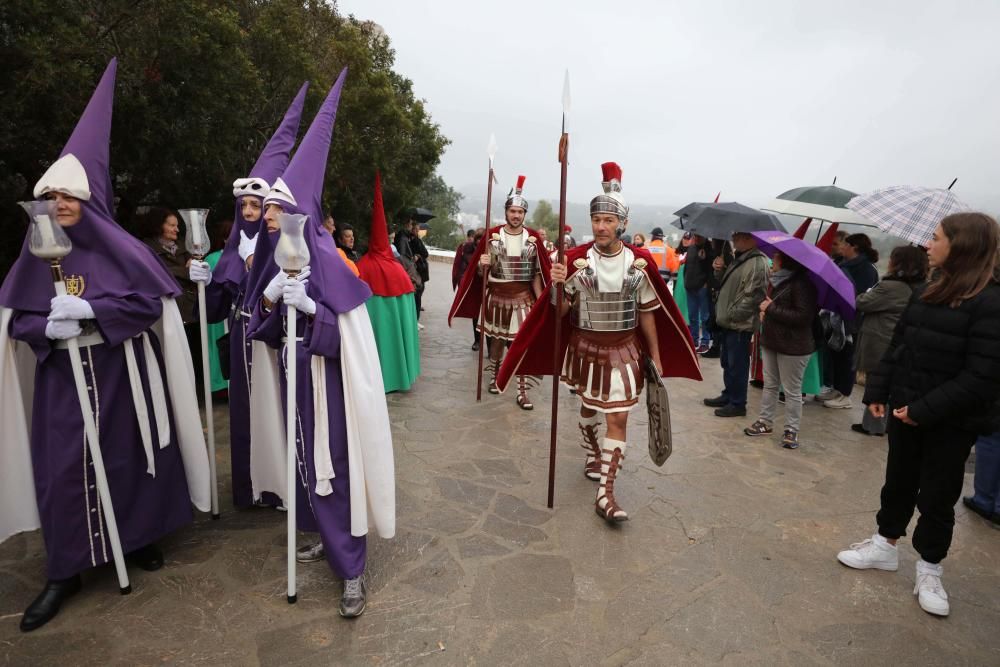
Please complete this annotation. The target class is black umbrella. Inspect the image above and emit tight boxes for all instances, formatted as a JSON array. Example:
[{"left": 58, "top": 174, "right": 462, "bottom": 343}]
[
  {"left": 672, "top": 202, "right": 783, "bottom": 240},
  {"left": 411, "top": 207, "right": 436, "bottom": 223}
]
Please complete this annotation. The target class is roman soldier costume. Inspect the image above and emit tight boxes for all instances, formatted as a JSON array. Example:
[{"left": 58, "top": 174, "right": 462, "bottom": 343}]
[
  {"left": 448, "top": 175, "right": 551, "bottom": 409},
  {"left": 497, "top": 162, "right": 701, "bottom": 522}
]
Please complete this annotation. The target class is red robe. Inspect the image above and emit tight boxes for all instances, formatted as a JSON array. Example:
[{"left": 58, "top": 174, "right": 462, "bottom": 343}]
[
  {"left": 496, "top": 242, "right": 702, "bottom": 392},
  {"left": 447, "top": 225, "right": 552, "bottom": 324}
]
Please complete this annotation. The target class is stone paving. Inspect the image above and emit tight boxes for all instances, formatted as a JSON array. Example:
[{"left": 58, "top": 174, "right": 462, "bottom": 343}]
[{"left": 2, "top": 261, "right": 999, "bottom": 666}]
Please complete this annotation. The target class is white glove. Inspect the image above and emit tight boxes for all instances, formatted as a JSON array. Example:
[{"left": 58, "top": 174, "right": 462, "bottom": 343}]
[
  {"left": 48, "top": 295, "right": 95, "bottom": 321},
  {"left": 45, "top": 319, "right": 82, "bottom": 340},
  {"left": 281, "top": 276, "right": 316, "bottom": 315},
  {"left": 263, "top": 266, "right": 311, "bottom": 303},
  {"left": 189, "top": 260, "right": 212, "bottom": 284},
  {"left": 238, "top": 230, "right": 258, "bottom": 262}
]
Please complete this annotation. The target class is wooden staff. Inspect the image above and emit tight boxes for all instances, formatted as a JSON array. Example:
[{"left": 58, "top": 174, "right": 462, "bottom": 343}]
[
  {"left": 476, "top": 134, "right": 497, "bottom": 401},
  {"left": 547, "top": 71, "right": 571, "bottom": 509}
]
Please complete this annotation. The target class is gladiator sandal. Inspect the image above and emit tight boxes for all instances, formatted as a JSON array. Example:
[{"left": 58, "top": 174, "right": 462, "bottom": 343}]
[
  {"left": 516, "top": 374, "right": 534, "bottom": 410},
  {"left": 578, "top": 417, "right": 602, "bottom": 481},
  {"left": 488, "top": 359, "right": 501, "bottom": 394},
  {"left": 595, "top": 438, "right": 628, "bottom": 522}
]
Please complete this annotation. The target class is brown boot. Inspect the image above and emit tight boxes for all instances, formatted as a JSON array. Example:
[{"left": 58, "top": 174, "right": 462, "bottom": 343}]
[
  {"left": 595, "top": 438, "right": 628, "bottom": 522},
  {"left": 579, "top": 418, "right": 602, "bottom": 481}
]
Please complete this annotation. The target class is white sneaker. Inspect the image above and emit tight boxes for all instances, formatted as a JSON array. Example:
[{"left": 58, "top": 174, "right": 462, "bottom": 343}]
[
  {"left": 914, "top": 560, "right": 949, "bottom": 616},
  {"left": 824, "top": 394, "right": 854, "bottom": 409},
  {"left": 417, "top": 322, "right": 426, "bottom": 331},
  {"left": 837, "top": 533, "right": 899, "bottom": 571},
  {"left": 816, "top": 388, "right": 841, "bottom": 402}
]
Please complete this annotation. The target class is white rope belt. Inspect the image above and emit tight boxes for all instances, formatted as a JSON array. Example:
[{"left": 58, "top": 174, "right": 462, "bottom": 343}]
[{"left": 54, "top": 331, "right": 105, "bottom": 349}]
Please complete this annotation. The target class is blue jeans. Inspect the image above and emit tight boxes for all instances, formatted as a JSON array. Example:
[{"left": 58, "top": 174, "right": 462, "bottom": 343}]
[
  {"left": 720, "top": 329, "right": 753, "bottom": 409},
  {"left": 971, "top": 431, "right": 1000, "bottom": 514},
  {"left": 686, "top": 287, "right": 711, "bottom": 347}
]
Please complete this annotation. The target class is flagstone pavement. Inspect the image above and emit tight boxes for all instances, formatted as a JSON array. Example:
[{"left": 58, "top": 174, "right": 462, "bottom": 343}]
[{"left": 2, "top": 261, "right": 998, "bottom": 666}]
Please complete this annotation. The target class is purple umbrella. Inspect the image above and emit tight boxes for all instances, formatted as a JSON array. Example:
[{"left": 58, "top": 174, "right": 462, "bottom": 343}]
[{"left": 749, "top": 230, "right": 856, "bottom": 319}]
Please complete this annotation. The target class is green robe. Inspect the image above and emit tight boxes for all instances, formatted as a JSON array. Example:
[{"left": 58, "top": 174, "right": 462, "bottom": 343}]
[
  {"left": 673, "top": 264, "right": 689, "bottom": 324},
  {"left": 366, "top": 292, "right": 420, "bottom": 392},
  {"left": 205, "top": 250, "right": 228, "bottom": 393}
]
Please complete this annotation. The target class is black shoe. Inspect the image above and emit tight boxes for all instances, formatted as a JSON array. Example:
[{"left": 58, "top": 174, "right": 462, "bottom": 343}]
[
  {"left": 702, "top": 346, "right": 721, "bottom": 359},
  {"left": 703, "top": 395, "right": 728, "bottom": 408},
  {"left": 126, "top": 543, "right": 164, "bottom": 571},
  {"left": 749, "top": 379, "right": 764, "bottom": 389},
  {"left": 471, "top": 341, "right": 480, "bottom": 351},
  {"left": 851, "top": 423, "right": 884, "bottom": 437},
  {"left": 962, "top": 496, "right": 996, "bottom": 522},
  {"left": 714, "top": 405, "right": 746, "bottom": 417},
  {"left": 20, "top": 575, "right": 82, "bottom": 632}
]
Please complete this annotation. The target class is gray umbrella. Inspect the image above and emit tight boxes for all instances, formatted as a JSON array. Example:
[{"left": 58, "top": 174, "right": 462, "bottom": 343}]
[
  {"left": 672, "top": 202, "right": 784, "bottom": 240},
  {"left": 411, "top": 207, "right": 436, "bottom": 223}
]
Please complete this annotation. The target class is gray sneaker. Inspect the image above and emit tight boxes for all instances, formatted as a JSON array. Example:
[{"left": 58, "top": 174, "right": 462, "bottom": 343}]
[
  {"left": 340, "top": 576, "right": 367, "bottom": 618},
  {"left": 295, "top": 542, "right": 325, "bottom": 563}
]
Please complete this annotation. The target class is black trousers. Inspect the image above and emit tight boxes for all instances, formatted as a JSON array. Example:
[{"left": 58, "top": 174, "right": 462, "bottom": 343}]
[
  {"left": 876, "top": 418, "right": 977, "bottom": 563},
  {"left": 831, "top": 339, "right": 856, "bottom": 397},
  {"left": 414, "top": 285, "right": 424, "bottom": 320}
]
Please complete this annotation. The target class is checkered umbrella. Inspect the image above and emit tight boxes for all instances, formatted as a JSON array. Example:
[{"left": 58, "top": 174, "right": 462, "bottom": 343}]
[{"left": 846, "top": 186, "right": 971, "bottom": 247}]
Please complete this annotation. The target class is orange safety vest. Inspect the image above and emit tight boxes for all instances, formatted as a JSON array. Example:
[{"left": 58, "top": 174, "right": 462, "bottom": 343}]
[{"left": 646, "top": 239, "right": 680, "bottom": 273}]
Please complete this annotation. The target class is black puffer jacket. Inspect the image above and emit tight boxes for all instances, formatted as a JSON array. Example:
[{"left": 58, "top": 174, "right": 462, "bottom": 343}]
[
  {"left": 863, "top": 282, "right": 1000, "bottom": 434},
  {"left": 760, "top": 270, "right": 818, "bottom": 357}
]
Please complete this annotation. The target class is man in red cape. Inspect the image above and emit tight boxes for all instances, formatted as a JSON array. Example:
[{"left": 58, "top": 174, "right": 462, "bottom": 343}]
[
  {"left": 497, "top": 162, "right": 701, "bottom": 523},
  {"left": 448, "top": 175, "right": 552, "bottom": 409}
]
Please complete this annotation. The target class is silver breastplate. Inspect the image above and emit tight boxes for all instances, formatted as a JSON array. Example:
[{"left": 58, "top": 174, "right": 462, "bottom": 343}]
[
  {"left": 569, "top": 265, "right": 644, "bottom": 331},
  {"left": 489, "top": 235, "right": 539, "bottom": 281}
]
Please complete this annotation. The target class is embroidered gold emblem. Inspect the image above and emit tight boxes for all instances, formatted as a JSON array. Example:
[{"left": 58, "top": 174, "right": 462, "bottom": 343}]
[
  {"left": 64, "top": 275, "right": 86, "bottom": 297},
  {"left": 573, "top": 258, "right": 589, "bottom": 270},
  {"left": 525, "top": 235, "right": 536, "bottom": 245},
  {"left": 632, "top": 258, "right": 648, "bottom": 270},
  {"left": 491, "top": 233, "right": 501, "bottom": 241}
]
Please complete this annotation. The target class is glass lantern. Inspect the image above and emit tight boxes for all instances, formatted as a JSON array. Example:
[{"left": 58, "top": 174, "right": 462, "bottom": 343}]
[
  {"left": 21, "top": 200, "right": 72, "bottom": 261},
  {"left": 274, "top": 213, "right": 310, "bottom": 274},
  {"left": 179, "top": 208, "right": 211, "bottom": 258}
]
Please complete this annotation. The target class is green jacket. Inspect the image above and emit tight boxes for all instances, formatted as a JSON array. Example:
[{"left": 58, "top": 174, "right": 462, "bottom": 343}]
[{"left": 714, "top": 248, "right": 769, "bottom": 332}]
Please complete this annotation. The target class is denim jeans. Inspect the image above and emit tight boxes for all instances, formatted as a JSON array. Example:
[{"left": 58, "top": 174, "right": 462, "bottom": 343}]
[
  {"left": 686, "top": 286, "right": 711, "bottom": 346},
  {"left": 720, "top": 328, "right": 753, "bottom": 409},
  {"left": 971, "top": 431, "right": 1000, "bottom": 514}
]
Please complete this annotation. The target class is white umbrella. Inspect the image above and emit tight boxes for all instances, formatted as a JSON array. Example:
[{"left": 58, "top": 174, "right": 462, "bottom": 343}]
[{"left": 847, "top": 183, "right": 971, "bottom": 247}]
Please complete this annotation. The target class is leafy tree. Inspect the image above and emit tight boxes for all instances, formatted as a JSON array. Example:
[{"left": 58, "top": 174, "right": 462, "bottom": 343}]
[
  {"left": 409, "top": 173, "right": 463, "bottom": 249},
  {"left": 0, "top": 0, "right": 450, "bottom": 277},
  {"left": 530, "top": 199, "right": 560, "bottom": 236}
]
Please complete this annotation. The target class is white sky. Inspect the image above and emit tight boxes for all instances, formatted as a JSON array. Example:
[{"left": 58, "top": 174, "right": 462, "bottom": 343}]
[{"left": 338, "top": 0, "right": 1000, "bottom": 213}]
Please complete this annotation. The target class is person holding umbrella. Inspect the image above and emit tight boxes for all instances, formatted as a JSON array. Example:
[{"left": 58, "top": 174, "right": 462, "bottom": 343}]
[
  {"left": 703, "top": 232, "right": 769, "bottom": 417},
  {"left": 836, "top": 212, "right": 1000, "bottom": 617},
  {"left": 0, "top": 60, "right": 211, "bottom": 631},
  {"left": 742, "top": 250, "right": 818, "bottom": 449}
]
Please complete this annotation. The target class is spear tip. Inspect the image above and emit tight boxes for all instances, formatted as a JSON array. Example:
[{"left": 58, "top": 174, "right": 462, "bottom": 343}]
[{"left": 562, "top": 69, "right": 571, "bottom": 114}]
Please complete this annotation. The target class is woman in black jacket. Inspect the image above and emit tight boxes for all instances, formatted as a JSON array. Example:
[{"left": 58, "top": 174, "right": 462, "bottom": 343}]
[
  {"left": 837, "top": 213, "right": 1000, "bottom": 618},
  {"left": 744, "top": 251, "right": 818, "bottom": 449}
]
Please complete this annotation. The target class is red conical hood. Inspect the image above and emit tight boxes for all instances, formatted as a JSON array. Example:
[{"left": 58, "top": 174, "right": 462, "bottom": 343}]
[
  {"left": 793, "top": 218, "right": 813, "bottom": 239},
  {"left": 357, "top": 172, "right": 414, "bottom": 297},
  {"left": 816, "top": 222, "right": 840, "bottom": 255}
]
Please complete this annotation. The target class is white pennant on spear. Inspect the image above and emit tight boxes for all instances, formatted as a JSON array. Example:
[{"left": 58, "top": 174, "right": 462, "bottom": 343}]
[
  {"left": 179, "top": 208, "right": 220, "bottom": 520},
  {"left": 273, "top": 212, "right": 310, "bottom": 604},
  {"left": 22, "top": 199, "right": 132, "bottom": 594}
]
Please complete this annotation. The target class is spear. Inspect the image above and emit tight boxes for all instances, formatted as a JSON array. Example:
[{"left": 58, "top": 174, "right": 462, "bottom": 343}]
[
  {"left": 547, "top": 71, "right": 570, "bottom": 509},
  {"left": 476, "top": 134, "right": 498, "bottom": 401}
]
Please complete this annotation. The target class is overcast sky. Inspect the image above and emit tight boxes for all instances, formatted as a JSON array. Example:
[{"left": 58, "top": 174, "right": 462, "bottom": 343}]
[{"left": 339, "top": 0, "right": 1000, "bottom": 213}]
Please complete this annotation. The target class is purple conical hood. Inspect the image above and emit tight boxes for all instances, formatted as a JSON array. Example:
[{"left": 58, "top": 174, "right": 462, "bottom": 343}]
[
  {"left": 216, "top": 82, "right": 309, "bottom": 293},
  {"left": 246, "top": 68, "right": 371, "bottom": 315},
  {"left": 249, "top": 81, "right": 309, "bottom": 184},
  {"left": 0, "top": 58, "right": 181, "bottom": 311}
]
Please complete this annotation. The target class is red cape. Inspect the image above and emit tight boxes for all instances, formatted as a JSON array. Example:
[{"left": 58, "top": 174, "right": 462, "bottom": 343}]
[
  {"left": 447, "top": 225, "right": 552, "bottom": 324},
  {"left": 497, "top": 242, "right": 702, "bottom": 391},
  {"left": 357, "top": 172, "right": 414, "bottom": 297}
]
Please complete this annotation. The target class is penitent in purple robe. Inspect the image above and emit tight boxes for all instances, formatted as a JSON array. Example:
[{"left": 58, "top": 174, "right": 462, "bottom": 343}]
[
  {"left": 11, "top": 298, "right": 193, "bottom": 579},
  {"left": 205, "top": 82, "right": 308, "bottom": 508},
  {"left": 247, "top": 303, "right": 365, "bottom": 579},
  {"left": 0, "top": 59, "right": 208, "bottom": 579}
]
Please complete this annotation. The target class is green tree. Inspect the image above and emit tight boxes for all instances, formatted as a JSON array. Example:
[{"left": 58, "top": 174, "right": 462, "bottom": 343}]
[
  {"left": 531, "top": 199, "right": 560, "bottom": 236},
  {"left": 409, "top": 173, "right": 463, "bottom": 249},
  {"left": 0, "top": 0, "right": 451, "bottom": 276}
]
